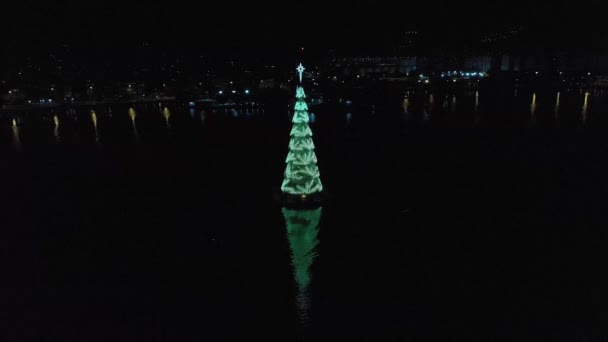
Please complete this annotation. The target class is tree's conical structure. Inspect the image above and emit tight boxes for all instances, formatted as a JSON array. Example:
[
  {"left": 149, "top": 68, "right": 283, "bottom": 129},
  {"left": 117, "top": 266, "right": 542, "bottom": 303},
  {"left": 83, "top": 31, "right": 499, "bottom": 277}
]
[{"left": 281, "top": 86, "right": 323, "bottom": 196}]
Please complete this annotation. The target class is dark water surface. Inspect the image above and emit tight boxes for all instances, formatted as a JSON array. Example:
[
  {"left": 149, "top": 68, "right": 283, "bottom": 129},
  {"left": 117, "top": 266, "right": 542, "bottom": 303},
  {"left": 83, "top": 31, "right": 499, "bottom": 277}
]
[{"left": 2, "top": 90, "right": 608, "bottom": 340}]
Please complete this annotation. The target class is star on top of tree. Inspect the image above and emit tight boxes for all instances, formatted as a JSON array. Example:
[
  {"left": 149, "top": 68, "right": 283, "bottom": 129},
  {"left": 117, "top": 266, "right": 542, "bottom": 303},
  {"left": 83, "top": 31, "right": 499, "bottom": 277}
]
[{"left": 296, "top": 63, "right": 306, "bottom": 83}]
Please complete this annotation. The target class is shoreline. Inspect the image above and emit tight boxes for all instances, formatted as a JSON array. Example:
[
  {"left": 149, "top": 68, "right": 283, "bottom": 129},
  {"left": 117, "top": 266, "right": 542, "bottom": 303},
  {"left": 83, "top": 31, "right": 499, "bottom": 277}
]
[{"left": 0, "top": 97, "right": 177, "bottom": 112}]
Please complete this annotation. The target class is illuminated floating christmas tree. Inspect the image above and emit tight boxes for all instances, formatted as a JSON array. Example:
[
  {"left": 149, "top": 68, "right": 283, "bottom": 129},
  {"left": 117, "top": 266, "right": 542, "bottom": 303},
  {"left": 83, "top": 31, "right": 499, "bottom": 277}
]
[
  {"left": 282, "top": 207, "right": 322, "bottom": 324},
  {"left": 281, "top": 63, "right": 323, "bottom": 203}
]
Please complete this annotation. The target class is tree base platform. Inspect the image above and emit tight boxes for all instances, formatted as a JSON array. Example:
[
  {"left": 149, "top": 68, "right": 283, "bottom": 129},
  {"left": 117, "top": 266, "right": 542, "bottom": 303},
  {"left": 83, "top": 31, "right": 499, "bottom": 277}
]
[{"left": 281, "top": 192, "right": 323, "bottom": 209}]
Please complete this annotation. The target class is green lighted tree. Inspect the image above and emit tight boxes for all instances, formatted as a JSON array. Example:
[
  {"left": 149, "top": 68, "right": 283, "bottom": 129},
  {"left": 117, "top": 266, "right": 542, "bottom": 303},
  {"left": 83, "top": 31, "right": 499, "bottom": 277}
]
[
  {"left": 281, "top": 66, "right": 323, "bottom": 196},
  {"left": 282, "top": 207, "right": 322, "bottom": 322}
]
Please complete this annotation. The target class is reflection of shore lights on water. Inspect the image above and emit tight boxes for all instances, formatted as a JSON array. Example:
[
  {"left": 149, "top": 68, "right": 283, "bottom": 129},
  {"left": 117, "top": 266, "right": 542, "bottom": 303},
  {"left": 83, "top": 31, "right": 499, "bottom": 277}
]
[
  {"left": 582, "top": 92, "right": 589, "bottom": 123},
  {"left": 53, "top": 115, "right": 61, "bottom": 141},
  {"left": 91, "top": 111, "right": 98, "bottom": 128},
  {"left": 402, "top": 98, "right": 409, "bottom": 114},
  {"left": 530, "top": 93, "right": 537, "bottom": 118},
  {"left": 128, "top": 108, "right": 136, "bottom": 120},
  {"left": 12, "top": 118, "right": 21, "bottom": 149},
  {"left": 473, "top": 91, "right": 481, "bottom": 126},
  {"left": 91, "top": 111, "right": 100, "bottom": 144},
  {"left": 129, "top": 108, "right": 139, "bottom": 137},
  {"left": 163, "top": 107, "right": 171, "bottom": 126}
]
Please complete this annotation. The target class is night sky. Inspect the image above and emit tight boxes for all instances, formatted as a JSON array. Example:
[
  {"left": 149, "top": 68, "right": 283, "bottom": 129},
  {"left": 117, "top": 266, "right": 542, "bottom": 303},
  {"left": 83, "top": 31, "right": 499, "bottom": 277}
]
[{"left": 1, "top": 0, "right": 606, "bottom": 59}]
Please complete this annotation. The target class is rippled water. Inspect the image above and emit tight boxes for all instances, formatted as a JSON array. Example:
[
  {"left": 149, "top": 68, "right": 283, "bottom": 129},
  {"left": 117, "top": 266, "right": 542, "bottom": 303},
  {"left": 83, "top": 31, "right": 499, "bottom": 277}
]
[{"left": 2, "top": 89, "right": 608, "bottom": 340}]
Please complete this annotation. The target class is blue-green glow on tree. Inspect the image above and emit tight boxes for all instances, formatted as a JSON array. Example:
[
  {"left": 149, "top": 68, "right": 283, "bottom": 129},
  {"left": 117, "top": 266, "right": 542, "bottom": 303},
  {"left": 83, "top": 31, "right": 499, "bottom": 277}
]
[
  {"left": 282, "top": 207, "right": 322, "bottom": 322},
  {"left": 281, "top": 66, "right": 323, "bottom": 196}
]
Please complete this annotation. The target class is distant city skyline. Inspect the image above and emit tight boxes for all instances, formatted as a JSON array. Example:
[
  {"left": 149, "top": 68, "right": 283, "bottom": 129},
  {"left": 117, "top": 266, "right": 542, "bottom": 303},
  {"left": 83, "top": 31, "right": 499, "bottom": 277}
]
[{"left": 2, "top": 0, "right": 607, "bottom": 96}]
